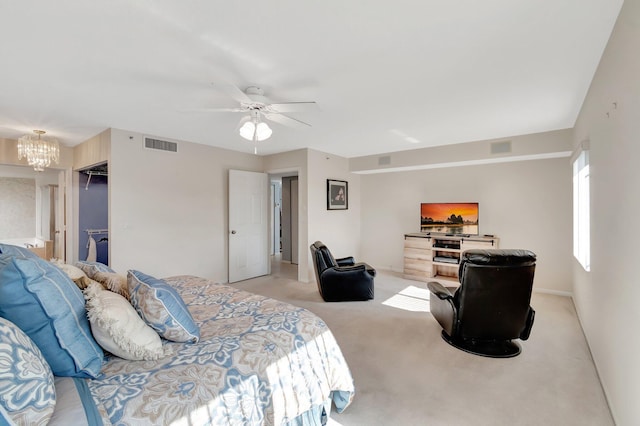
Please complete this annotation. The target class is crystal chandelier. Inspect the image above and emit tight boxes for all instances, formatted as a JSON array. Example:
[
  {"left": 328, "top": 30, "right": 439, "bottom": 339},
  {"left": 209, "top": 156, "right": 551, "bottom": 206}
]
[{"left": 17, "top": 130, "right": 60, "bottom": 172}]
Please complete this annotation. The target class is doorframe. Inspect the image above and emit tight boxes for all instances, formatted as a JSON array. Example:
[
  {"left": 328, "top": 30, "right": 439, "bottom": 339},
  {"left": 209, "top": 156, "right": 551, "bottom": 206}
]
[
  {"left": 267, "top": 167, "right": 305, "bottom": 282},
  {"left": 270, "top": 182, "right": 280, "bottom": 256}
]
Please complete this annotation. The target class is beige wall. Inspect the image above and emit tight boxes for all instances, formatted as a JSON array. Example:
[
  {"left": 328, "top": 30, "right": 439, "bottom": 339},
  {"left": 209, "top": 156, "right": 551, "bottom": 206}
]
[
  {"left": 263, "top": 148, "right": 363, "bottom": 283},
  {"left": 350, "top": 129, "right": 572, "bottom": 173},
  {"left": 307, "top": 149, "right": 362, "bottom": 282},
  {"left": 359, "top": 157, "right": 572, "bottom": 293},
  {"left": 108, "top": 128, "right": 262, "bottom": 282},
  {"left": 263, "top": 149, "right": 309, "bottom": 282},
  {"left": 571, "top": 1, "right": 639, "bottom": 424}
]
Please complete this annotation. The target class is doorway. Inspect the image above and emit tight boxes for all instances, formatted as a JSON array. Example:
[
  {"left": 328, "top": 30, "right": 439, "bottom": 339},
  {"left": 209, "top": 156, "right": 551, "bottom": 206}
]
[
  {"left": 78, "top": 163, "right": 109, "bottom": 264},
  {"left": 0, "top": 165, "right": 64, "bottom": 260},
  {"left": 270, "top": 172, "right": 298, "bottom": 280}
]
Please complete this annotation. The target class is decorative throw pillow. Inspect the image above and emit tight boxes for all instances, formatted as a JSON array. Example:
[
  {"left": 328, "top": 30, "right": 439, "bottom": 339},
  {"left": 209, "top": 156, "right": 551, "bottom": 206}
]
[
  {"left": 0, "top": 243, "right": 38, "bottom": 259},
  {"left": 51, "top": 260, "right": 93, "bottom": 290},
  {"left": 92, "top": 271, "right": 129, "bottom": 300},
  {"left": 0, "top": 317, "right": 56, "bottom": 426},
  {"left": 128, "top": 270, "right": 200, "bottom": 343},
  {"left": 75, "top": 261, "right": 115, "bottom": 279},
  {"left": 84, "top": 282, "right": 165, "bottom": 361},
  {"left": 0, "top": 254, "right": 104, "bottom": 378}
]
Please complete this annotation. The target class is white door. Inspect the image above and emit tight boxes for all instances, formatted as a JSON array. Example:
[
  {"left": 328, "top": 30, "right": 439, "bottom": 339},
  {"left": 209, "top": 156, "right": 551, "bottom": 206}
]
[{"left": 228, "top": 169, "right": 269, "bottom": 283}]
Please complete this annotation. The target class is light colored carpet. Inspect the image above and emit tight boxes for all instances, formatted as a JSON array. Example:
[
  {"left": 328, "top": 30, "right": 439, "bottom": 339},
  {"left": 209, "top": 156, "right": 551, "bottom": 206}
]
[{"left": 234, "top": 260, "right": 614, "bottom": 426}]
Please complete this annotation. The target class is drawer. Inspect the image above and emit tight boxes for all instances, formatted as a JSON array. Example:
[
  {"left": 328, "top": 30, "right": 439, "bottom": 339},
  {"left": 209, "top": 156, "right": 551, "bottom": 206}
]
[
  {"left": 403, "top": 270, "right": 432, "bottom": 282},
  {"left": 403, "top": 247, "right": 432, "bottom": 260},
  {"left": 460, "top": 239, "right": 498, "bottom": 251},
  {"left": 404, "top": 237, "right": 432, "bottom": 249},
  {"left": 404, "top": 258, "right": 432, "bottom": 272}
]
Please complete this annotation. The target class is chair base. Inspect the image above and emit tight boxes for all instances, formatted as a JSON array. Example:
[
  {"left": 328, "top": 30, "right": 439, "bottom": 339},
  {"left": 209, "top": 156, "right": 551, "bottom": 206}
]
[{"left": 441, "top": 331, "right": 522, "bottom": 358}]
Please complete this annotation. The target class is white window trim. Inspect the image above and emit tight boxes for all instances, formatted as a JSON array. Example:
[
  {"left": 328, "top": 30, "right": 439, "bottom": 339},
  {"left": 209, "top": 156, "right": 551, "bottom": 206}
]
[{"left": 572, "top": 142, "right": 590, "bottom": 272}]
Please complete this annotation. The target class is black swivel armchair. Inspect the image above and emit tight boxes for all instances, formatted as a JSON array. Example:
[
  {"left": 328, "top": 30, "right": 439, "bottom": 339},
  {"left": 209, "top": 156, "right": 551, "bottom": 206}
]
[
  {"left": 310, "top": 241, "right": 375, "bottom": 302},
  {"left": 427, "top": 249, "right": 536, "bottom": 358}
]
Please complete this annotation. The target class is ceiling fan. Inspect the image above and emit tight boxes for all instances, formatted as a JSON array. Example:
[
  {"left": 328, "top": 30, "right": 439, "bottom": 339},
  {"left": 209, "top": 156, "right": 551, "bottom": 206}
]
[{"left": 199, "top": 84, "right": 318, "bottom": 145}]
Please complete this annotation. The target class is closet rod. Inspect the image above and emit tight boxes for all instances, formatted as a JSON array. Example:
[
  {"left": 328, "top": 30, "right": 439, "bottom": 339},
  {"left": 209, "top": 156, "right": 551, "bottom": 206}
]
[
  {"left": 84, "top": 171, "right": 108, "bottom": 190},
  {"left": 86, "top": 229, "right": 108, "bottom": 235}
]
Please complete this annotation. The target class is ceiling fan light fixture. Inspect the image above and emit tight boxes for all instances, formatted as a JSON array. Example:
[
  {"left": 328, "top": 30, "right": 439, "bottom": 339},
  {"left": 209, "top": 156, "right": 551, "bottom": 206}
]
[
  {"left": 239, "top": 120, "right": 256, "bottom": 140},
  {"left": 256, "top": 122, "right": 272, "bottom": 140},
  {"left": 238, "top": 114, "right": 272, "bottom": 142}
]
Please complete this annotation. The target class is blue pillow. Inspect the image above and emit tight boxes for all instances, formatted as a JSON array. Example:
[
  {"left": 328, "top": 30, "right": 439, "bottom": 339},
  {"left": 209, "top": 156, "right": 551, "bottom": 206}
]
[
  {"left": 75, "top": 261, "right": 115, "bottom": 279},
  {"left": 0, "top": 255, "right": 104, "bottom": 378},
  {"left": 0, "top": 317, "right": 56, "bottom": 425},
  {"left": 127, "top": 270, "right": 200, "bottom": 343},
  {"left": 0, "top": 243, "right": 38, "bottom": 259}
]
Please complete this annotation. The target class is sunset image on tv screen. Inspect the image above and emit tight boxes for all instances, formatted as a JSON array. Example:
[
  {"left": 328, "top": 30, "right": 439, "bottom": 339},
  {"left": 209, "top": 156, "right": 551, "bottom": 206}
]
[{"left": 420, "top": 203, "right": 479, "bottom": 234}]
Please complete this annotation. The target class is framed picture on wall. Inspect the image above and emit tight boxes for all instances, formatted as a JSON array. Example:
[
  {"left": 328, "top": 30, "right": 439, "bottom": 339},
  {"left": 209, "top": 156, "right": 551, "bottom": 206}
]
[{"left": 327, "top": 179, "right": 348, "bottom": 210}]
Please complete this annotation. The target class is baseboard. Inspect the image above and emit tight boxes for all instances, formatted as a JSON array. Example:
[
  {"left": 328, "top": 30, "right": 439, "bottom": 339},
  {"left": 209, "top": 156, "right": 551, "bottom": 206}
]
[
  {"left": 378, "top": 266, "right": 404, "bottom": 274},
  {"left": 533, "top": 287, "right": 572, "bottom": 297},
  {"left": 381, "top": 267, "right": 573, "bottom": 297}
]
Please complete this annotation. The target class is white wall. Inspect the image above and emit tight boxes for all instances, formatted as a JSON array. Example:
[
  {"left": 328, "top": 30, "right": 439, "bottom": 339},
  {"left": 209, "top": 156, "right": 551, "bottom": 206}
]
[
  {"left": 571, "top": 1, "right": 639, "bottom": 424},
  {"left": 109, "top": 129, "right": 262, "bottom": 282},
  {"left": 360, "top": 157, "right": 572, "bottom": 293}
]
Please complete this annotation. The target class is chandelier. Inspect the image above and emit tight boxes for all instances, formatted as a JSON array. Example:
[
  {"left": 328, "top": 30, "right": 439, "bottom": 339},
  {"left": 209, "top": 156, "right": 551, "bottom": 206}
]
[{"left": 17, "top": 130, "right": 60, "bottom": 172}]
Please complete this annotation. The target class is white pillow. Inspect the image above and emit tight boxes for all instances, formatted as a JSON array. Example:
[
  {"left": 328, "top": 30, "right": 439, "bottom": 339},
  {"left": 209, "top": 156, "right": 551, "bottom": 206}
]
[
  {"left": 93, "top": 271, "right": 129, "bottom": 300},
  {"left": 83, "top": 282, "right": 164, "bottom": 361},
  {"left": 50, "top": 260, "right": 93, "bottom": 290}
]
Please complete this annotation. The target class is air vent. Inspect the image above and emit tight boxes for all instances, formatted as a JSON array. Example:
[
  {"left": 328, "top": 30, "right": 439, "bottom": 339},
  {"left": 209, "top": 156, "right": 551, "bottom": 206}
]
[
  {"left": 490, "top": 140, "right": 512, "bottom": 155},
  {"left": 144, "top": 137, "right": 178, "bottom": 153},
  {"left": 378, "top": 155, "right": 391, "bottom": 166}
]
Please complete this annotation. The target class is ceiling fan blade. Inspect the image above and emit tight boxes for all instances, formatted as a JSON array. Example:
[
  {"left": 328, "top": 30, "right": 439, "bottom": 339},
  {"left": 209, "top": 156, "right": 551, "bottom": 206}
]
[
  {"left": 183, "top": 107, "right": 245, "bottom": 113},
  {"left": 268, "top": 101, "right": 319, "bottom": 113},
  {"left": 263, "top": 113, "right": 312, "bottom": 128},
  {"left": 212, "top": 83, "right": 252, "bottom": 103}
]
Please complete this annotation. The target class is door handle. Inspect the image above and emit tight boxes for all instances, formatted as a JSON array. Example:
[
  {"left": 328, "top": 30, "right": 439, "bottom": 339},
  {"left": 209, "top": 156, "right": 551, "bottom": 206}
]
[{"left": 231, "top": 230, "right": 237, "bottom": 234}]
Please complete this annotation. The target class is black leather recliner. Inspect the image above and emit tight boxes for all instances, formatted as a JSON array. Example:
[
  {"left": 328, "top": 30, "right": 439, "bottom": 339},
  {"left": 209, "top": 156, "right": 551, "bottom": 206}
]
[
  {"left": 427, "top": 249, "right": 536, "bottom": 358},
  {"left": 310, "top": 241, "right": 375, "bottom": 302}
]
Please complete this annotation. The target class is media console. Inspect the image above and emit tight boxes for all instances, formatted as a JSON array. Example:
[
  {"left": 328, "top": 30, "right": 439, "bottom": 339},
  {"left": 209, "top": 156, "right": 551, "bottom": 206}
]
[{"left": 403, "top": 233, "right": 499, "bottom": 282}]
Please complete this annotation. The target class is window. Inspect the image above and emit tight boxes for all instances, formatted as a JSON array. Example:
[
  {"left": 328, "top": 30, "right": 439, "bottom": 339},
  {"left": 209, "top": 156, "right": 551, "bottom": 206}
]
[{"left": 573, "top": 148, "right": 590, "bottom": 271}]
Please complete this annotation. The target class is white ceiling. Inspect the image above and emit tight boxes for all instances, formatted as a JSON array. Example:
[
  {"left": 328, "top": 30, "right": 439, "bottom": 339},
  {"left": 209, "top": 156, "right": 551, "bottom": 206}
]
[{"left": 0, "top": 1, "right": 623, "bottom": 158}]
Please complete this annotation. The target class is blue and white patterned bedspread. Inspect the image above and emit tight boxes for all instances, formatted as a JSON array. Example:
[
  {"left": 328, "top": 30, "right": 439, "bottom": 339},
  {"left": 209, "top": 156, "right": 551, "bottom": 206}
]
[{"left": 87, "top": 275, "right": 354, "bottom": 425}]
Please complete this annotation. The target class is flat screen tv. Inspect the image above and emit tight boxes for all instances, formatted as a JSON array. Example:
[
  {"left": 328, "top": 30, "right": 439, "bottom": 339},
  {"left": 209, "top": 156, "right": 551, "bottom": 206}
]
[{"left": 420, "top": 202, "right": 479, "bottom": 235}]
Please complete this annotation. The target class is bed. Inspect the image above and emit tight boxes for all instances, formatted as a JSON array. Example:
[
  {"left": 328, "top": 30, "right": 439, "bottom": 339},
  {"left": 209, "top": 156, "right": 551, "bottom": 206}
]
[{"left": 0, "top": 244, "right": 355, "bottom": 426}]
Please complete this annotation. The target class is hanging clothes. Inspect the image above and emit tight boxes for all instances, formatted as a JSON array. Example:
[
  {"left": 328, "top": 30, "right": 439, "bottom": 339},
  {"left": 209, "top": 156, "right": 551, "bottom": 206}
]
[{"left": 86, "top": 236, "right": 97, "bottom": 262}]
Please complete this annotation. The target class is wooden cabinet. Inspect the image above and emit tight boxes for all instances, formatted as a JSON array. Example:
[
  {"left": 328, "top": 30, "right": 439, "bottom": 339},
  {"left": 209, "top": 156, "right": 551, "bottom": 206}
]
[
  {"left": 403, "top": 236, "right": 433, "bottom": 282},
  {"left": 29, "top": 240, "right": 53, "bottom": 260},
  {"left": 403, "top": 233, "right": 498, "bottom": 282}
]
